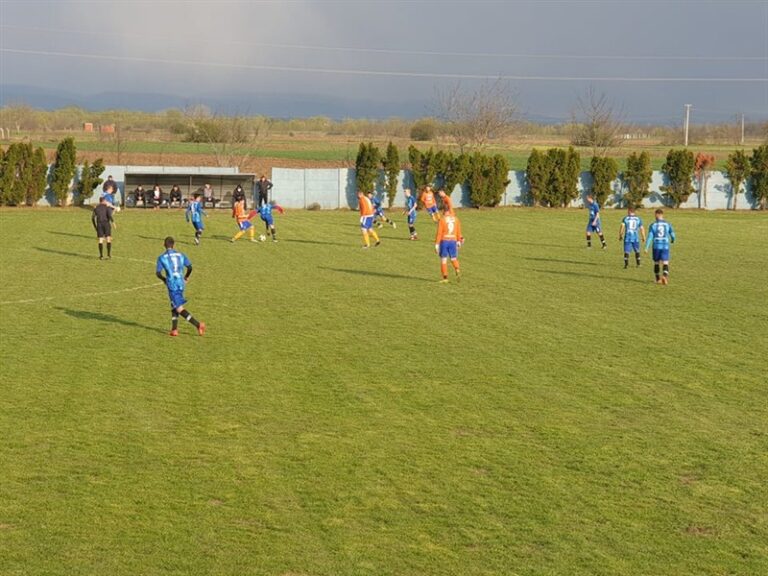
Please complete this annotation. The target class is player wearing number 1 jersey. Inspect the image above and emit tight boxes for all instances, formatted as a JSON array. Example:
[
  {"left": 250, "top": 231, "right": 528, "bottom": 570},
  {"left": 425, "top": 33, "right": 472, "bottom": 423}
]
[
  {"left": 619, "top": 207, "right": 646, "bottom": 268},
  {"left": 644, "top": 209, "right": 676, "bottom": 285},
  {"left": 156, "top": 237, "right": 205, "bottom": 336},
  {"left": 435, "top": 205, "right": 463, "bottom": 283}
]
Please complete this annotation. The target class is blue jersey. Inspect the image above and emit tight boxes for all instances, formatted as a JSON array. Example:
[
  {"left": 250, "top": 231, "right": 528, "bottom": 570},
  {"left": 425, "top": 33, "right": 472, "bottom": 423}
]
[
  {"left": 186, "top": 201, "right": 206, "bottom": 223},
  {"left": 588, "top": 201, "right": 600, "bottom": 222},
  {"left": 258, "top": 203, "right": 275, "bottom": 219},
  {"left": 373, "top": 196, "right": 385, "bottom": 214},
  {"left": 102, "top": 192, "right": 115, "bottom": 205},
  {"left": 406, "top": 195, "right": 417, "bottom": 213},
  {"left": 156, "top": 249, "right": 190, "bottom": 292},
  {"left": 622, "top": 215, "right": 643, "bottom": 242},
  {"left": 646, "top": 220, "right": 676, "bottom": 250}
]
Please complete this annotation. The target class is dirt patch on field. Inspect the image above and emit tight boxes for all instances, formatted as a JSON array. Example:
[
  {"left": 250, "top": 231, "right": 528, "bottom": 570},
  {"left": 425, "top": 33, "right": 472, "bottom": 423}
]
[{"left": 74, "top": 151, "right": 347, "bottom": 178}]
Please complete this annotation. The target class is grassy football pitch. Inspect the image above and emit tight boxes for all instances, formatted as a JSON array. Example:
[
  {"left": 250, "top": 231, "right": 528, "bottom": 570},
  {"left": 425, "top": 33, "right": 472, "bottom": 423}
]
[{"left": 1, "top": 207, "right": 766, "bottom": 576}]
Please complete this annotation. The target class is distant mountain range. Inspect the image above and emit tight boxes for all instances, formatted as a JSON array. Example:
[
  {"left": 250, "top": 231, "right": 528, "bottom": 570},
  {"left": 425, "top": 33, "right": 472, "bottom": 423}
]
[{"left": 0, "top": 84, "right": 433, "bottom": 119}]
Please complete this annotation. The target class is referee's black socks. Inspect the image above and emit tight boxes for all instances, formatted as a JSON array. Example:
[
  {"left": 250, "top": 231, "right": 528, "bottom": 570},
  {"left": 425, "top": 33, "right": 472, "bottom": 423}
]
[
  {"left": 107, "top": 242, "right": 112, "bottom": 257},
  {"left": 98, "top": 244, "right": 103, "bottom": 258}
]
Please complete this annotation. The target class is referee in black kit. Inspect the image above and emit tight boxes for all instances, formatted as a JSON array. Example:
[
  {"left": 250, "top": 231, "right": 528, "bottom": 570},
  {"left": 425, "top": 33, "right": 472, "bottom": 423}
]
[{"left": 92, "top": 196, "right": 115, "bottom": 259}]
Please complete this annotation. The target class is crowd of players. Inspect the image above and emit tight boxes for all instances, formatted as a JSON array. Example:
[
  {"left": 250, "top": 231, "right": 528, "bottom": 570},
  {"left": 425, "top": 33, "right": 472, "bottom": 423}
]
[{"left": 91, "top": 179, "right": 676, "bottom": 336}]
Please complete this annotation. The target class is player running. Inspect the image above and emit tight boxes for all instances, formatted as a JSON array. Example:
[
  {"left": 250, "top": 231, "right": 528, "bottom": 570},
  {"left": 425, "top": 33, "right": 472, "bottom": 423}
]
[
  {"left": 645, "top": 209, "right": 676, "bottom": 285},
  {"left": 91, "top": 196, "right": 115, "bottom": 260},
  {"left": 420, "top": 185, "right": 439, "bottom": 222},
  {"left": 257, "top": 201, "right": 285, "bottom": 242},
  {"left": 358, "top": 191, "right": 381, "bottom": 248},
  {"left": 618, "top": 206, "right": 646, "bottom": 268},
  {"left": 435, "top": 205, "right": 463, "bottom": 283},
  {"left": 403, "top": 188, "right": 418, "bottom": 240},
  {"left": 185, "top": 193, "right": 207, "bottom": 245},
  {"left": 585, "top": 194, "right": 607, "bottom": 249},
  {"left": 230, "top": 197, "right": 257, "bottom": 243},
  {"left": 370, "top": 192, "right": 396, "bottom": 229},
  {"left": 155, "top": 236, "right": 206, "bottom": 336}
]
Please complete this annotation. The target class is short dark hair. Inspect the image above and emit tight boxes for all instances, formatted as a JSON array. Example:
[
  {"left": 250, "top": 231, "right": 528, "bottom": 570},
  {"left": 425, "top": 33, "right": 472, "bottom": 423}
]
[
  {"left": 164, "top": 236, "right": 175, "bottom": 248},
  {"left": 655, "top": 208, "right": 664, "bottom": 215}
]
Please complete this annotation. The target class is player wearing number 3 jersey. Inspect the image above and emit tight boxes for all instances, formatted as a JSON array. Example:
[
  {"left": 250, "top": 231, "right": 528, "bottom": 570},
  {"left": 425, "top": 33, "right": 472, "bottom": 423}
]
[
  {"left": 435, "top": 205, "right": 463, "bottom": 283},
  {"left": 644, "top": 209, "right": 676, "bottom": 285}
]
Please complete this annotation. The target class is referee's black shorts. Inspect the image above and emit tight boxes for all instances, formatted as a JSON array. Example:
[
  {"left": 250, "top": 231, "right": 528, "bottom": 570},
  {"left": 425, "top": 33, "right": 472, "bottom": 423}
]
[{"left": 96, "top": 222, "right": 112, "bottom": 238}]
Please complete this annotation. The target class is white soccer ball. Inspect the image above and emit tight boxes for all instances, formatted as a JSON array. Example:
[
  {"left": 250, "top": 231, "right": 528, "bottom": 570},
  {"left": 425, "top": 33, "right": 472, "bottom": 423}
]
[
  {"left": 259, "top": 234, "right": 266, "bottom": 242},
  {"left": 114, "top": 205, "right": 121, "bottom": 213}
]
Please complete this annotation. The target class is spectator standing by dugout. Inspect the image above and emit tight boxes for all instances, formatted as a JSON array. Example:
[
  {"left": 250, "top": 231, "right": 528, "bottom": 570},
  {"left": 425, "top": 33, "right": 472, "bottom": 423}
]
[{"left": 256, "top": 175, "right": 273, "bottom": 207}]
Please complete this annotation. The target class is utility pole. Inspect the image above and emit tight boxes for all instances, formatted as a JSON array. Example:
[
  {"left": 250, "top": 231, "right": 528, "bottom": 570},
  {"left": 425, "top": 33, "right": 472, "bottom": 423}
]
[
  {"left": 683, "top": 104, "right": 692, "bottom": 146},
  {"left": 740, "top": 113, "right": 745, "bottom": 145}
]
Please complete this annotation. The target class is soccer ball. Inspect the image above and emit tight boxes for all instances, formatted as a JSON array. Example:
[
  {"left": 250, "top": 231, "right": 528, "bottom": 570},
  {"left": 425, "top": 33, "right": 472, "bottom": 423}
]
[{"left": 258, "top": 234, "right": 267, "bottom": 242}]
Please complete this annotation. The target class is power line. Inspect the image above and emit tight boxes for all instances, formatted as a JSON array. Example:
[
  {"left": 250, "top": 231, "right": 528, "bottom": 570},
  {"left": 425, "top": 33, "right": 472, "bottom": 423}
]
[
  {"left": 3, "top": 47, "right": 768, "bottom": 83},
  {"left": 2, "top": 24, "right": 768, "bottom": 62}
]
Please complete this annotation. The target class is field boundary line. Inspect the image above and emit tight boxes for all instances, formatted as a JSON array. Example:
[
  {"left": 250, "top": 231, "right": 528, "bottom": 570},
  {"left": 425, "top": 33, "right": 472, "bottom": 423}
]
[{"left": 0, "top": 282, "right": 162, "bottom": 306}]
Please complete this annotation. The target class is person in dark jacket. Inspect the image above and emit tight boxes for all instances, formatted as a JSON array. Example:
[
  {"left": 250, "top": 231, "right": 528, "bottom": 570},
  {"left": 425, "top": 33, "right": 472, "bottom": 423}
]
[
  {"left": 92, "top": 196, "right": 115, "bottom": 259},
  {"left": 232, "top": 184, "right": 246, "bottom": 210},
  {"left": 256, "top": 175, "right": 273, "bottom": 207}
]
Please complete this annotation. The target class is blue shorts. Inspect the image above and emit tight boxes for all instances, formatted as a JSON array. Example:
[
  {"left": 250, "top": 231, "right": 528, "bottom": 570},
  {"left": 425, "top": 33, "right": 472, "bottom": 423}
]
[
  {"left": 238, "top": 220, "right": 253, "bottom": 231},
  {"left": 360, "top": 215, "right": 374, "bottom": 230},
  {"left": 260, "top": 214, "right": 274, "bottom": 226},
  {"left": 407, "top": 212, "right": 416, "bottom": 225},
  {"left": 586, "top": 222, "right": 602, "bottom": 233},
  {"left": 652, "top": 248, "right": 670, "bottom": 262},
  {"left": 439, "top": 240, "right": 458, "bottom": 259},
  {"left": 427, "top": 206, "right": 438, "bottom": 215},
  {"left": 624, "top": 240, "right": 640, "bottom": 253},
  {"left": 374, "top": 208, "right": 385, "bottom": 218},
  {"left": 168, "top": 289, "right": 187, "bottom": 309},
  {"left": 192, "top": 220, "right": 204, "bottom": 231}
]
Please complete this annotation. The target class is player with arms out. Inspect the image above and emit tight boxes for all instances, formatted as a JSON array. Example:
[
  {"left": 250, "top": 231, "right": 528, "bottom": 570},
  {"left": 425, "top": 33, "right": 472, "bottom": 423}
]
[
  {"left": 156, "top": 236, "right": 205, "bottom": 336},
  {"left": 357, "top": 191, "right": 381, "bottom": 248},
  {"left": 435, "top": 205, "right": 463, "bottom": 283},
  {"left": 230, "top": 197, "right": 257, "bottom": 243},
  {"left": 420, "top": 185, "right": 439, "bottom": 222},
  {"left": 645, "top": 208, "right": 676, "bottom": 285},
  {"left": 256, "top": 201, "right": 285, "bottom": 242},
  {"left": 370, "top": 192, "right": 396, "bottom": 229},
  {"left": 185, "top": 193, "right": 207, "bottom": 245},
  {"left": 585, "top": 194, "right": 607, "bottom": 249},
  {"left": 92, "top": 196, "right": 115, "bottom": 260},
  {"left": 403, "top": 188, "right": 418, "bottom": 240},
  {"left": 618, "top": 206, "right": 646, "bottom": 268}
]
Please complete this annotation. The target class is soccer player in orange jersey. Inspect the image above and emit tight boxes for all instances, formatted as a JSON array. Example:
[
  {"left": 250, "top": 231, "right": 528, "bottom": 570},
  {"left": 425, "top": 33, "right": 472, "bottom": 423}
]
[
  {"left": 435, "top": 205, "right": 463, "bottom": 283},
  {"left": 230, "top": 197, "right": 257, "bottom": 243},
  {"left": 420, "top": 185, "right": 439, "bottom": 222},
  {"left": 437, "top": 188, "right": 454, "bottom": 214},
  {"left": 358, "top": 191, "right": 381, "bottom": 248}
]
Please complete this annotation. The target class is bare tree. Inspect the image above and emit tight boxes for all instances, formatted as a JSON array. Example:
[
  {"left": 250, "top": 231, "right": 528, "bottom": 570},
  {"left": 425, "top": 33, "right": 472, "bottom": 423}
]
[
  {"left": 435, "top": 79, "right": 518, "bottom": 152},
  {"left": 570, "top": 87, "right": 627, "bottom": 158},
  {"left": 183, "top": 106, "right": 266, "bottom": 169}
]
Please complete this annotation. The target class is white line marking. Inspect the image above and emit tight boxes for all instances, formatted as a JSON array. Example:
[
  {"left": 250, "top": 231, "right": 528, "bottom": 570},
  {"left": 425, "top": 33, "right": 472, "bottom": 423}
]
[{"left": 0, "top": 283, "right": 163, "bottom": 306}]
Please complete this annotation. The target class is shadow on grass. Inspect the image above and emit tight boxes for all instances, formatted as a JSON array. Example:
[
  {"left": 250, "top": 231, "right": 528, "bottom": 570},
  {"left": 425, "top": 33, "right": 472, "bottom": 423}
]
[
  {"left": 524, "top": 257, "right": 598, "bottom": 266},
  {"left": 56, "top": 307, "right": 166, "bottom": 334},
  {"left": 319, "top": 266, "right": 432, "bottom": 282},
  {"left": 532, "top": 269, "right": 649, "bottom": 285},
  {"left": 507, "top": 240, "right": 572, "bottom": 249},
  {"left": 284, "top": 238, "right": 350, "bottom": 248},
  {"left": 35, "top": 247, "right": 96, "bottom": 260},
  {"left": 48, "top": 231, "right": 94, "bottom": 240}
]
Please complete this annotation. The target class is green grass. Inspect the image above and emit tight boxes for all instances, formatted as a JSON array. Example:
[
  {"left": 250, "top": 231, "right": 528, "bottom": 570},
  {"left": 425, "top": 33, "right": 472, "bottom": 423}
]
[{"left": 1, "top": 207, "right": 767, "bottom": 576}]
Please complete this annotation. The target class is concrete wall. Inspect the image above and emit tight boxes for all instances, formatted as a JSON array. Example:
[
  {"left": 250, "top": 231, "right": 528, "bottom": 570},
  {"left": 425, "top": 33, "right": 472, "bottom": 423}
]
[
  {"left": 271, "top": 168, "right": 762, "bottom": 211},
  {"left": 32, "top": 164, "right": 761, "bottom": 210}
]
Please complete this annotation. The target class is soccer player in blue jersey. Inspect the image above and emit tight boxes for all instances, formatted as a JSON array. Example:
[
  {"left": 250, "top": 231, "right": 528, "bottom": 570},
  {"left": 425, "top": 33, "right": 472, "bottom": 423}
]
[
  {"left": 618, "top": 206, "right": 646, "bottom": 269},
  {"left": 185, "top": 193, "right": 207, "bottom": 245},
  {"left": 585, "top": 194, "right": 607, "bottom": 249},
  {"left": 156, "top": 237, "right": 206, "bottom": 336},
  {"left": 258, "top": 201, "right": 285, "bottom": 242},
  {"left": 644, "top": 209, "right": 676, "bottom": 285},
  {"left": 403, "top": 188, "right": 418, "bottom": 240},
  {"left": 369, "top": 192, "right": 396, "bottom": 230}
]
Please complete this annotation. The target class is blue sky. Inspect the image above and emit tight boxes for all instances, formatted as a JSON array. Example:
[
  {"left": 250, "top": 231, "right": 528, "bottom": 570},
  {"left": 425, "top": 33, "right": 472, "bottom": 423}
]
[{"left": 1, "top": 0, "right": 766, "bottom": 122}]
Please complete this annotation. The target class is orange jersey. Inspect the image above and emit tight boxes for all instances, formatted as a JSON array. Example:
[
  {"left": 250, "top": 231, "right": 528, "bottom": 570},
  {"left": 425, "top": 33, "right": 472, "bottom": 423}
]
[
  {"left": 358, "top": 193, "right": 374, "bottom": 216},
  {"left": 420, "top": 190, "right": 436, "bottom": 209},
  {"left": 233, "top": 201, "right": 247, "bottom": 222},
  {"left": 435, "top": 213, "right": 462, "bottom": 243}
]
